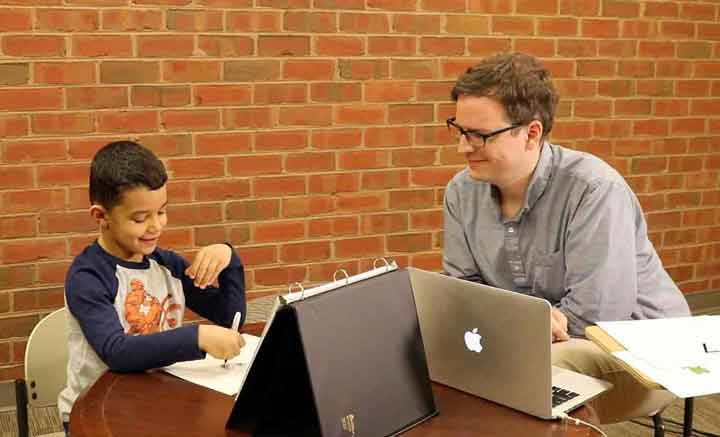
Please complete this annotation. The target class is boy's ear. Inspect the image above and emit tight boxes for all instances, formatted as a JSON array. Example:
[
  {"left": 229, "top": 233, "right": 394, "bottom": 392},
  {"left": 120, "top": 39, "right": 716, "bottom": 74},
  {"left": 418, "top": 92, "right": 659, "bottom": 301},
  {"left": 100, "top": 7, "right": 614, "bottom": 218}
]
[
  {"left": 90, "top": 204, "right": 110, "bottom": 229},
  {"left": 525, "top": 120, "right": 544, "bottom": 151}
]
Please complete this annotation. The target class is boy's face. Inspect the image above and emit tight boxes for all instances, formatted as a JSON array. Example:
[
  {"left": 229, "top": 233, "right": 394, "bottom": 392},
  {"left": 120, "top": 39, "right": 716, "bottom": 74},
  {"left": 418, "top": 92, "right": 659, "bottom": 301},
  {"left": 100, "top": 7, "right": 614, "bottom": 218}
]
[{"left": 92, "top": 185, "right": 168, "bottom": 262}]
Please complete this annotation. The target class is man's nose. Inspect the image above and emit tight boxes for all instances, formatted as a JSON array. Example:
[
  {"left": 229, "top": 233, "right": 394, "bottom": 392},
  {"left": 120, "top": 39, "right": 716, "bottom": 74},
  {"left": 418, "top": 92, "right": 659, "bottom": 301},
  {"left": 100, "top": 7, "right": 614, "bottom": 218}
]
[{"left": 457, "top": 135, "right": 474, "bottom": 154}]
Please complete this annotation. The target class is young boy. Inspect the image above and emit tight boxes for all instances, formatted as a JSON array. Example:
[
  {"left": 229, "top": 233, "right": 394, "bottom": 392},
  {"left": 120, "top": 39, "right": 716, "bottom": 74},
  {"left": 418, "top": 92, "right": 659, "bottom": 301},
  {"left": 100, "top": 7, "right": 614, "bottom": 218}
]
[{"left": 58, "top": 141, "right": 247, "bottom": 434}]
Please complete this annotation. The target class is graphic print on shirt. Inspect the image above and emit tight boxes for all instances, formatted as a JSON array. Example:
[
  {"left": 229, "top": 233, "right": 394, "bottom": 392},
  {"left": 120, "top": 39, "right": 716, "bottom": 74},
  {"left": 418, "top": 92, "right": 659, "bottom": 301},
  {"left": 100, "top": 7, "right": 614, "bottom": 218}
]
[
  {"left": 113, "top": 260, "right": 186, "bottom": 336},
  {"left": 125, "top": 278, "right": 181, "bottom": 334}
]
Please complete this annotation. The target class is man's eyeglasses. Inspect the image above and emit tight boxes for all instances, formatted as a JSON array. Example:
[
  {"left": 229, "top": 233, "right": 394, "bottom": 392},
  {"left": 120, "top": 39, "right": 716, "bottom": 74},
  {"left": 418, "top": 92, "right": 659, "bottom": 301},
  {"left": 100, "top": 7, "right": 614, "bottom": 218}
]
[{"left": 446, "top": 117, "right": 521, "bottom": 149}]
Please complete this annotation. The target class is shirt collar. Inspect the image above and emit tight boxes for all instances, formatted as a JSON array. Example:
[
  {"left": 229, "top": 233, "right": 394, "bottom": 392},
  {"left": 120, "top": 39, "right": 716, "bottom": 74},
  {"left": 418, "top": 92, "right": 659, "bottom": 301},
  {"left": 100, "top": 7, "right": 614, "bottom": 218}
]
[{"left": 517, "top": 142, "right": 554, "bottom": 219}]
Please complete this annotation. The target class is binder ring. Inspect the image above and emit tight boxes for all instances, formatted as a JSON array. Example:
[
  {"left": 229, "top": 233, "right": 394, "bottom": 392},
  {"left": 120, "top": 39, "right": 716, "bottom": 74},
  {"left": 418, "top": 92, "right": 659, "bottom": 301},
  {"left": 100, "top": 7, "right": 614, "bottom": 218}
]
[
  {"left": 373, "top": 257, "right": 392, "bottom": 272},
  {"left": 333, "top": 269, "right": 350, "bottom": 285},
  {"left": 288, "top": 282, "right": 305, "bottom": 300}
]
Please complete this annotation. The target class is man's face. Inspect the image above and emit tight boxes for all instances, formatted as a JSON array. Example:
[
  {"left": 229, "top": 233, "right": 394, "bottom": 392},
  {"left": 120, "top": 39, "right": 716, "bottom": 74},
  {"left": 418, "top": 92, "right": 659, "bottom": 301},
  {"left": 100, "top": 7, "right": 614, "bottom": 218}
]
[
  {"left": 453, "top": 95, "right": 533, "bottom": 187},
  {"left": 98, "top": 185, "right": 168, "bottom": 262}
]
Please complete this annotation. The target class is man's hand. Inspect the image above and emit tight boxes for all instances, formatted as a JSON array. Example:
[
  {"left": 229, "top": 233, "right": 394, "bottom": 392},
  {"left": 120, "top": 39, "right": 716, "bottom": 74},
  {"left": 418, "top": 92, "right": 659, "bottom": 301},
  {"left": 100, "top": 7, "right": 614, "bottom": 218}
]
[
  {"left": 551, "top": 307, "right": 570, "bottom": 343},
  {"left": 198, "top": 324, "right": 246, "bottom": 360},
  {"left": 185, "top": 244, "right": 232, "bottom": 289}
]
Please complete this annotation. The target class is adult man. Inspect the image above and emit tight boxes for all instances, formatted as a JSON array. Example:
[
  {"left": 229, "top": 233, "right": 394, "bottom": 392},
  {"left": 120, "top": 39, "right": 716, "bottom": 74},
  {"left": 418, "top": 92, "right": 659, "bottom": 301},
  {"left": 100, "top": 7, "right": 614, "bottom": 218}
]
[{"left": 443, "top": 52, "right": 690, "bottom": 423}]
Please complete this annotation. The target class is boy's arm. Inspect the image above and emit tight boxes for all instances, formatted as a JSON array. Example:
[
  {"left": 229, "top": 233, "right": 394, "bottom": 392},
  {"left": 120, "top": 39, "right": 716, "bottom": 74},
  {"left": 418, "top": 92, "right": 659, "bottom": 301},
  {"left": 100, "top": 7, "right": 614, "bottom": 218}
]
[
  {"left": 158, "top": 243, "right": 247, "bottom": 329},
  {"left": 66, "top": 268, "right": 205, "bottom": 372}
]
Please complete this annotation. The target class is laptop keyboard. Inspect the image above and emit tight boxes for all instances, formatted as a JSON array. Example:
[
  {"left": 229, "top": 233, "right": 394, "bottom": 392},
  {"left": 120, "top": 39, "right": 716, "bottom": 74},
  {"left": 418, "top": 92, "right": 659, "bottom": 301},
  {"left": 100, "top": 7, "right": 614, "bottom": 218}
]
[{"left": 551, "top": 386, "right": 580, "bottom": 408}]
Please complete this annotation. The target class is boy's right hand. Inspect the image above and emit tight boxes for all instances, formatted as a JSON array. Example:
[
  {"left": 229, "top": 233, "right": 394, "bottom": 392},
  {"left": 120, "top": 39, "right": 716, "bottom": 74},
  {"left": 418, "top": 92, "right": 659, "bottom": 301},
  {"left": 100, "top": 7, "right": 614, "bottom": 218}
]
[{"left": 198, "top": 324, "right": 246, "bottom": 360}]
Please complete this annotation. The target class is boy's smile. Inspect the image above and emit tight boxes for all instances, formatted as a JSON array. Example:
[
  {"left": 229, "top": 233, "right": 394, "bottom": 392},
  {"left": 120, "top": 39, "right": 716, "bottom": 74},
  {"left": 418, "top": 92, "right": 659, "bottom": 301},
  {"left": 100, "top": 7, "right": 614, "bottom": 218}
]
[{"left": 94, "top": 184, "right": 168, "bottom": 262}]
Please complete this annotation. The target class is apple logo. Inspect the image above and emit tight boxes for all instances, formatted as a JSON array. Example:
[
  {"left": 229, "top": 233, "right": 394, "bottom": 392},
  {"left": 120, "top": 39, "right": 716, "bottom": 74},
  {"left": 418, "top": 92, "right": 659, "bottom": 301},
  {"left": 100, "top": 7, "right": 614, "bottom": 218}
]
[{"left": 464, "top": 328, "right": 483, "bottom": 353}]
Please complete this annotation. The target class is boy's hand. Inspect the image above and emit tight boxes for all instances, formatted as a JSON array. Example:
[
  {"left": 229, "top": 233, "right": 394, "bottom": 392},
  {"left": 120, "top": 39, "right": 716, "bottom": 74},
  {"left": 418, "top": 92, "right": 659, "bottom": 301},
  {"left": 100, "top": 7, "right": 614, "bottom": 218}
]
[
  {"left": 198, "top": 325, "right": 246, "bottom": 360},
  {"left": 185, "top": 243, "right": 232, "bottom": 289},
  {"left": 551, "top": 307, "right": 570, "bottom": 343}
]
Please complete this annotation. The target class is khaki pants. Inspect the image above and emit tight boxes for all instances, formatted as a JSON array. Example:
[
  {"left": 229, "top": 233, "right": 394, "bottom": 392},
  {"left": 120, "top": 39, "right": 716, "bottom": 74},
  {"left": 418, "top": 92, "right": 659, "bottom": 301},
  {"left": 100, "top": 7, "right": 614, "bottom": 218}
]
[{"left": 552, "top": 338, "right": 675, "bottom": 424}]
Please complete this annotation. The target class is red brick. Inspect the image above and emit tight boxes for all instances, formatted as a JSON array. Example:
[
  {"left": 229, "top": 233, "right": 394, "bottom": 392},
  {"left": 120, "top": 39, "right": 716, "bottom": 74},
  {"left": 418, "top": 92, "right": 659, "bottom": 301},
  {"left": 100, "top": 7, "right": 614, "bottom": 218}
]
[
  {"left": 368, "top": 36, "right": 416, "bottom": 56},
  {"left": 253, "top": 82, "right": 308, "bottom": 104},
  {"left": 258, "top": 36, "right": 310, "bottom": 56},
  {"left": 388, "top": 233, "right": 433, "bottom": 252},
  {"left": 253, "top": 266, "right": 306, "bottom": 287},
  {"left": 195, "top": 179, "right": 250, "bottom": 201},
  {"left": 236, "top": 245, "right": 276, "bottom": 267},
  {"left": 392, "top": 148, "right": 437, "bottom": 166},
  {"left": 621, "top": 20, "right": 659, "bottom": 39},
  {"left": 598, "top": 40, "right": 637, "bottom": 57},
  {"left": 36, "top": 8, "right": 98, "bottom": 31},
  {"left": 163, "top": 61, "right": 221, "bottom": 83},
  {"left": 619, "top": 60, "right": 654, "bottom": 77},
  {"left": 138, "top": 35, "right": 194, "bottom": 57},
  {"left": 335, "top": 105, "right": 386, "bottom": 125},
  {"left": 336, "top": 193, "right": 387, "bottom": 213},
  {"left": 581, "top": 18, "right": 620, "bottom": 38},
  {"left": 338, "top": 151, "right": 390, "bottom": 170},
  {"left": 492, "top": 16, "right": 535, "bottom": 36},
  {"left": 37, "top": 164, "right": 90, "bottom": 187},
  {"left": 0, "top": 167, "right": 35, "bottom": 189},
  {"left": 390, "top": 59, "right": 436, "bottom": 80},
  {"left": 102, "top": 9, "right": 163, "bottom": 30},
  {"left": 255, "top": 221, "right": 306, "bottom": 243},
  {"left": 393, "top": 14, "right": 442, "bottom": 34},
  {"left": 281, "top": 241, "right": 331, "bottom": 263},
  {"left": 338, "top": 59, "right": 388, "bottom": 80},
  {"left": 285, "top": 60, "right": 335, "bottom": 80},
  {"left": 615, "top": 99, "right": 652, "bottom": 116},
  {"left": 577, "top": 59, "right": 616, "bottom": 77},
  {"left": 140, "top": 134, "right": 193, "bottom": 157},
  {"left": 167, "top": 157, "right": 224, "bottom": 179},
  {"left": 227, "top": 11, "right": 281, "bottom": 32},
  {"left": 224, "top": 60, "right": 281, "bottom": 82},
  {"left": 39, "top": 211, "right": 94, "bottom": 234},
  {"left": 308, "top": 217, "right": 358, "bottom": 238},
  {"left": 678, "top": 42, "right": 712, "bottom": 59},
  {"left": 1, "top": 238, "right": 65, "bottom": 264},
  {"left": 388, "top": 104, "right": 434, "bottom": 123},
  {"left": 3, "top": 140, "right": 65, "bottom": 163},
  {"left": 167, "top": 204, "right": 223, "bottom": 228},
  {"left": 660, "top": 21, "right": 695, "bottom": 39},
  {"left": 633, "top": 119, "right": 669, "bottom": 136},
  {"left": 645, "top": 1, "right": 679, "bottom": 18},
  {"left": 602, "top": 0, "right": 639, "bottom": 17},
  {"left": 0, "top": 115, "right": 28, "bottom": 138},
  {"left": 445, "top": 15, "right": 490, "bottom": 35},
  {"left": 32, "top": 113, "right": 94, "bottom": 135},
  {"left": 334, "top": 236, "right": 384, "bottom": 258},
  {"left": 98, "top": 111, "right": 158, "bottom": 133},
  {"left": 655, "top": 99, "right": 689, "bottom": 116},
  {"left": 0, "top": 216, "right": 35, "bottom": 239},
  {"left": 657, "top": 60, "right": 692, "bottom": 78},
  {"left": 315, "top": 36, "right": 365, "bottom": 56},
  {"left": 286, "top": 11, "right": 337, "bottom": 32},
  {"left": 515, "top": 39, "right": 556, "bottom": 58},
  {"left": 198, "top": 36, "right": 253, "bottom": 57},
  {"left": 309, "top": 173, "right": 359, "bottom": 194},
  {"left": 34, "top": 62, "right": 95, "bottom": 85},
  {"left": 278, "top": 106, "right": 333, "bottom": 126},
  {"left": 540, "top": 59, "right": 575, "bottom": 78},
  {"left": 389, "top": 189, "right": 435, "bottom": 210},
  {"left": 636, "top": 80, "right": 673, "bottom": 97},
  {"left": 228, "top": 155, "right": 283, "bottom": 176},
  {"left": 162, "top": 110, "right": 219, "bottom": 131},
  {"left": 100, "top": 61, "right": 160, "bottom": 84},
  {"left": 3, "top": 35, "right": 64, "bottom": 57},
  {"left": 167, "top": 9, "right": 222, "bottom": 31},
  {"left": 468, "top": 0, "right": 512, "bottom": 13},
  {"left": 553, "top": 120, "right": 594, "bottom": 140},
  {"left": 195, "top": 133, "right": 252, "bottom": 155},
  {"left": 0, "top": 63, "right": 28, "bottom": 86},
  {"left": 194, "top": 85, "right": 251, "bottom": 106},
  {"left": 671, "top": 118, "right": 706, "bottom": 135},
  {"left": 696, "top": 62, "right": 720, "bottom": 78},
  {"left": 420, "top": 37, "right": 465, "bottom": 56},
  {"left": 366, "top": 127, "right": 413, "bottom": 148},
  {"left": 682, "top": 4, "right": 716, "bottom": 21},
  {"left": 311, "top": 129, "right": 362, "bottom": 149},
  {"left": 255, "top": 131, "right": 308, "bottom": 151},
  {"left": 310, "top": 83, "right": 361, "bottom": 103},
  {"left": 421, "top": 0, "right": 464, "bottom": 12},
  {"left": 364, "top": 81, "right": 414, "bottom": 103},
  {"left": 538, "top": 17, "right": 578, "bottom": 36},
  {"left": 226, "top": 199, "right": 280, "bottom": 221},
  {"left": 254, "top": 176, "right": 306, "bottom": 197},
  {"left": 338, "top": 12, "right": 388, "bottom": 34},
  {"left": 224, "top": 108, "right": 272, "bottom": 129},
  {"left": 285, "top": 152, "right": 335, "bottom": 173},
  {"left": 132, "top": 86, "right": 190, "bottom": 107},
  {"left": 575, "top": 100, "right": 612, "bottom": 117},
  {"left": 639, "top": 41, "right": 675, "bottom": 58},
  {"left": 362, "top": 169, "right": 410, "bottom": 190},
  {"left": 72, "top": 35, "right": 132, "bottom": 57}
]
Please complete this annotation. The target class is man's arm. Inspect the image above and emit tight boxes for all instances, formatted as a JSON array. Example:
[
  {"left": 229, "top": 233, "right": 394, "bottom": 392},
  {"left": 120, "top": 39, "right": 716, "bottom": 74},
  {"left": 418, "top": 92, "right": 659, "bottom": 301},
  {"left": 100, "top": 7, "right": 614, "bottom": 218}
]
[
  {"left": 559, "top": 181, "right": 639, "bottom": 336},
  {"left": 442, "top": 183, "right": 485, "bottom": 283}
]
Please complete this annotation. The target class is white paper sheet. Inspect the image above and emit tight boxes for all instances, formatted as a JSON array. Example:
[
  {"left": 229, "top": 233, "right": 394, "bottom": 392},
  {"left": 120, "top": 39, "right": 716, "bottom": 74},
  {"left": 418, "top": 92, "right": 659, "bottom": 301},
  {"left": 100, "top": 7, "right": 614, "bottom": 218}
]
[
  {"left": 597, "top": 316, "right": 720, "bottom": 398},
  {"left": 162, "top": 333, "right": 260, "bottom": 396}
]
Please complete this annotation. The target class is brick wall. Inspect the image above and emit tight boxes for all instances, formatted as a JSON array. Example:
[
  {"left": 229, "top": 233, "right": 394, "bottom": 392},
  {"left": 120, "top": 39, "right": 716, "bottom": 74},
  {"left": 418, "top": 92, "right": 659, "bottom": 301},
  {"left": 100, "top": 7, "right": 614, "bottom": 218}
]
[{"left": 1, "top": 0, "right": 720, "bottom": 381}]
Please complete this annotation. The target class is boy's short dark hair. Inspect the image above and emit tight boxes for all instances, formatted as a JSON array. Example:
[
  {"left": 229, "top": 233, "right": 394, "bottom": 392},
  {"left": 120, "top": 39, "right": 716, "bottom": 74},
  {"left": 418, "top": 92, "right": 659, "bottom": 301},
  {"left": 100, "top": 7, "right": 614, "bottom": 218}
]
[
  {"left": 89, "top": 141, "right": 168, "bottom": 210},
  {"left": 451, "top": 52, "right": 559, "bottom": 140}
]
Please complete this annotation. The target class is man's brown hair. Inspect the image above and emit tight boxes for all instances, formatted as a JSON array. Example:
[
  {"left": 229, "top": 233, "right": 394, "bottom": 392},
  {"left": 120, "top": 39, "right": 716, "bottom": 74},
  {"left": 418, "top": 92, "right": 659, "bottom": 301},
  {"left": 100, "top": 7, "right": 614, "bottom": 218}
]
[{"left": 451, "top": 52, "right": 559, "bottom": 140}]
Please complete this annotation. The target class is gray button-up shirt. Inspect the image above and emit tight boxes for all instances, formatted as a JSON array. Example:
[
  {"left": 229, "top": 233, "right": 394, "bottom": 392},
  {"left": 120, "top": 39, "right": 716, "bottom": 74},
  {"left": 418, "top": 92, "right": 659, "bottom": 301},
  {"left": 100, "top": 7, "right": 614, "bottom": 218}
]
[{"left": 443, "top": 142, "right": 691, "bottom": 336}]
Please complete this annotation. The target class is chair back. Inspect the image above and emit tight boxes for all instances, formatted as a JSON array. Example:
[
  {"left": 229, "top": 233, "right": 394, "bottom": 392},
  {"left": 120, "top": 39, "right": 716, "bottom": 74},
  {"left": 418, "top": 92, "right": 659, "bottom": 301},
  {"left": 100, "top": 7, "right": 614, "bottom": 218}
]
[{"left": 24, "top": 308, "right": 69, "bottom": 407}]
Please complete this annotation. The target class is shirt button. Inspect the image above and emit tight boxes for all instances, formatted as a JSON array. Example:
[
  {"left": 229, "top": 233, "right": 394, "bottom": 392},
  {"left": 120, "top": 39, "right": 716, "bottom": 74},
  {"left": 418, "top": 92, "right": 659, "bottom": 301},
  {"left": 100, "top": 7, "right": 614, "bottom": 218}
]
[{"left": 508, "top": 226, "right": 514, "bottom": 233}]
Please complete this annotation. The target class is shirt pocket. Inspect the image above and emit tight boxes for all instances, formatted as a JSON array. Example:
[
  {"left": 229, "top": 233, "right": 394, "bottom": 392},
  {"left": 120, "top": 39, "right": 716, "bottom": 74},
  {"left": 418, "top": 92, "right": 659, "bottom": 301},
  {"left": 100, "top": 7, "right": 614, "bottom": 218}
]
[{"left": 531, "top": 249, "right": 565, "bottom": 302}]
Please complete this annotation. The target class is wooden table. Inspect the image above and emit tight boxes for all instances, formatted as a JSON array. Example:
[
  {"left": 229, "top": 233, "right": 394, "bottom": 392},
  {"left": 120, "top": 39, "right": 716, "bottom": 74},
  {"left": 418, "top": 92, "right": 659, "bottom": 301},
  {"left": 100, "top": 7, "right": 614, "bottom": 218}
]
[
  {"left": 586, "top": 325, "right": 694, "bottom": 437},
  {"left": 70, "top": 323, "right": 598, "bottom": 437}
]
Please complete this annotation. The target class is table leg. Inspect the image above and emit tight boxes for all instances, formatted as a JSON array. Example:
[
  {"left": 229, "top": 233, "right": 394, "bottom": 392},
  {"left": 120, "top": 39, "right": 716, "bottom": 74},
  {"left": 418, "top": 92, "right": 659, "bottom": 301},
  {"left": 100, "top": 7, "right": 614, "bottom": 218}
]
[{"left": 683, "top": 397, "right": 694, "bottom": 437}]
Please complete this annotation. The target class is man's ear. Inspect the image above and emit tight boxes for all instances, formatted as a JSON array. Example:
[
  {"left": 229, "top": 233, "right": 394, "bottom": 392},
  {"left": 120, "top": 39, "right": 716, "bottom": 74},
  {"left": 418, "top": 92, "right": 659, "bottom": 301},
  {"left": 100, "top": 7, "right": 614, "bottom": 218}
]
[
  {"left": 90, "top": 204, "right": 109, "bottom": 229},
  {"left": 525, "top": 120, "right": 544, "bottom": 150}
]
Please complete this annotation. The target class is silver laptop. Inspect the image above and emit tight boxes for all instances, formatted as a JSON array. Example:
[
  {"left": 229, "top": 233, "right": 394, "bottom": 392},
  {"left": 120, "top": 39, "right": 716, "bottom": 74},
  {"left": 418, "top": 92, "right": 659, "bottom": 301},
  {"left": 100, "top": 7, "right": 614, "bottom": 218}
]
[{"left": 408, "top": 267, "right": 611, "bottom": 420}]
